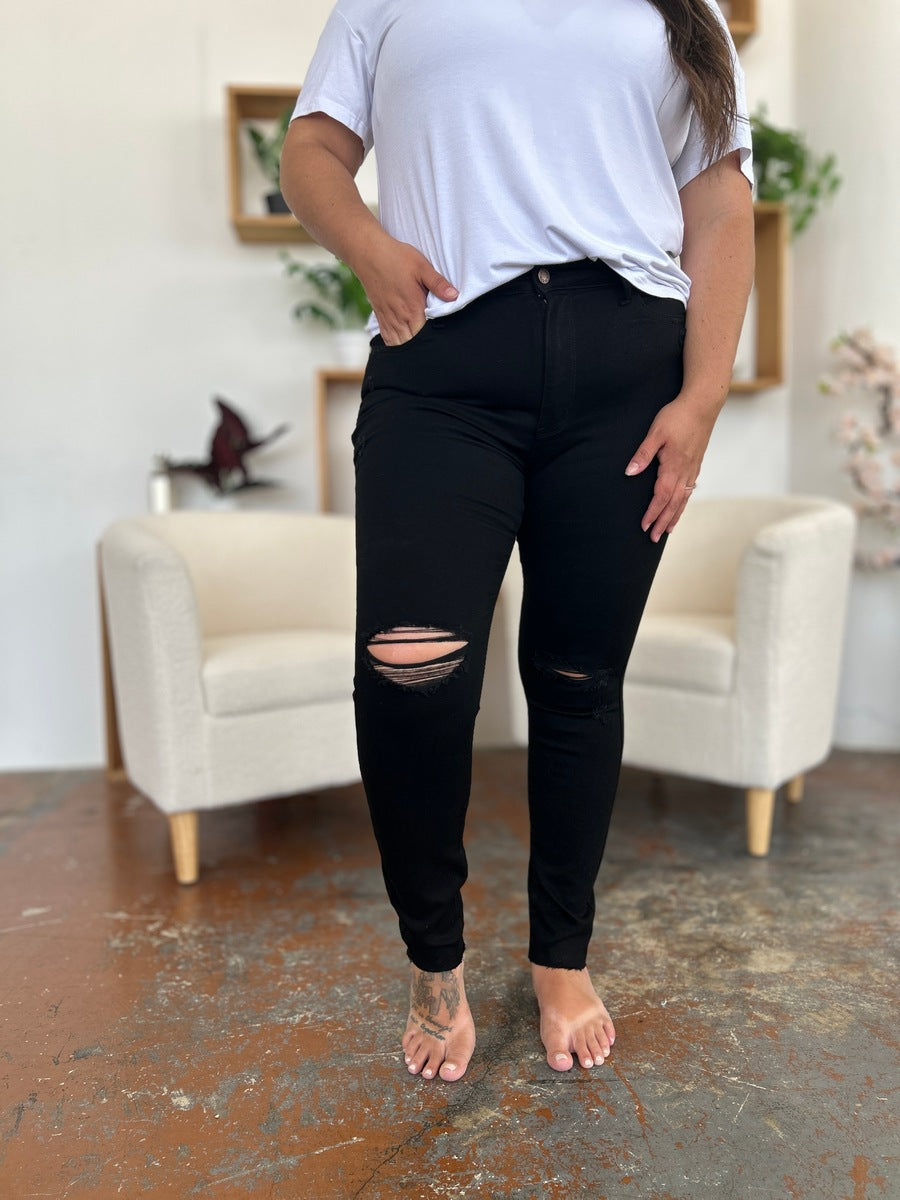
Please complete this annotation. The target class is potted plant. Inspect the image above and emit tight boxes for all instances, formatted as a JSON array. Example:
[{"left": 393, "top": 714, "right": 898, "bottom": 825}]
[
  {"left": 280, "top": 251, "right": 374, "bottom": 365},
  {"left": 246, "top": 103, "right": 294, "bottom": 214},
  {"left": 750, "top": 103, "right": 842, "bottom": 237}
]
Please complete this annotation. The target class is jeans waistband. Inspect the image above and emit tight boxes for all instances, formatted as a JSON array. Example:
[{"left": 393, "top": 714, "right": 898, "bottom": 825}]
[{"left": 493, "top": 257, "right": 631, "bottom": 299}]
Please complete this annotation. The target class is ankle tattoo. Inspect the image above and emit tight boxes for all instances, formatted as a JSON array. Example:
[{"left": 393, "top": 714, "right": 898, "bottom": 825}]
[{"left": 412, "top": 969, "right": 461, "bottom": 1023}]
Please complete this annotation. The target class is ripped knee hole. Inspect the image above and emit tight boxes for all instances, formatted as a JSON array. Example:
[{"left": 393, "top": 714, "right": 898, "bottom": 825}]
[{"left": 367, "top": 626, "right": 469, "bottom": 688}]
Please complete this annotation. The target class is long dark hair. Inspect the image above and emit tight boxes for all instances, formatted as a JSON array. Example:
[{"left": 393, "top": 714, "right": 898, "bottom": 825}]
[{"left": 646, "top": 0, "right": 743, "bottom": 168}]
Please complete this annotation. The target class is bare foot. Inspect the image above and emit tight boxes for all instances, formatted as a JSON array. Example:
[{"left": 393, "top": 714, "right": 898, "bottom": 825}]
[
  {"left": 531, "top": 964, "right": 616, "bottom": 1072},
  {"left": 402, "top": 960, "right": 476, "bottom": 1082}
]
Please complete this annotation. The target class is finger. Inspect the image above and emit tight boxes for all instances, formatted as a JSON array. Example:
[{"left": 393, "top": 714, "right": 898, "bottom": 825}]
[
  {"left": 648, "top": 486, "right": 685, "bottom": 542},
  {"left": 379, "top": 311, "right": 427, "bottom": 347},
  {"left": 640, "top": 472, "right": 673, "bottom": 531},
  {"left": 625, "top": 435, "right": 661, "bottom": 477},
  {"left": 421, "top": 267, "right": 459, "bottom": 302}
]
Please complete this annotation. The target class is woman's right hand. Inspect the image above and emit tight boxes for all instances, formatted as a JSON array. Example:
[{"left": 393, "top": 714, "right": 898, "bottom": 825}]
[{"left": 355, "top": 235, "right": 458, "bottom": 346}]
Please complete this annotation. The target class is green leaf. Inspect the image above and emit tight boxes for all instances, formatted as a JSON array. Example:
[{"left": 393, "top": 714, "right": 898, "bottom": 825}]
[
  {"left": 292, "top": 302, "right": 339, "bottom": 328},
  {"left": 749, "top": 105, "right": 841, "bottom": 238},
  {"left": 284, "top": 254, "right": 372, "bottom": 330}
]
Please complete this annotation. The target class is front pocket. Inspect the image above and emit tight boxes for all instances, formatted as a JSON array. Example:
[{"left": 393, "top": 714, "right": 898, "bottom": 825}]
[{"left": 371, "top": 317, "right": 439, "bottom": 353}]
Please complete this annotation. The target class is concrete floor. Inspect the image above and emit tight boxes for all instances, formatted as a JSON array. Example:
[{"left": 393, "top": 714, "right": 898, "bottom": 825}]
[{"left": 1, "top": 749, "right": 898, "bottom": 1199}]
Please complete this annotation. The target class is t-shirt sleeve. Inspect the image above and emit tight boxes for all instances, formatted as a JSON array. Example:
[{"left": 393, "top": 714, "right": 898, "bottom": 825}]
[
  {"left": 670, "top": 10, "right": 754, "bottom": 193},
  {"left": 290, "top": 6, "right": 374, "bottom": 155}
]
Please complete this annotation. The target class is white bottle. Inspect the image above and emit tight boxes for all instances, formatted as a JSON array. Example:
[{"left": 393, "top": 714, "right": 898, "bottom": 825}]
[{"left": 148, "top": 456, "right": 173, "bottom": 513}]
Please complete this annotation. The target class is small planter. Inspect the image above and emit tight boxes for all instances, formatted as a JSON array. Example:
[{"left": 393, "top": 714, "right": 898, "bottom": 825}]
[{"left": 265, "top": 190, "right": 291, "bottom": 215}]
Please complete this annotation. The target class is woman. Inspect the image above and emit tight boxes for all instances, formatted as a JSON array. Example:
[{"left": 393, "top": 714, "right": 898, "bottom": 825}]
[{"left": 280, "top": 0, "right": 755, "bottom": 1084}]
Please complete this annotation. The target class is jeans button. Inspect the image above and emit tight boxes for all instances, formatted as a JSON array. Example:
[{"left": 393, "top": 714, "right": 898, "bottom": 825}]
[{"left": 537, "top": 268, "right": 551, "bottom": 285}]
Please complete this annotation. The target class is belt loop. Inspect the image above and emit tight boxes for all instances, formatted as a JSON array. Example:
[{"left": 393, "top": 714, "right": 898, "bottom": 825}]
[{"left": 617, "top": 272, "right": 633, "bottom": 306}]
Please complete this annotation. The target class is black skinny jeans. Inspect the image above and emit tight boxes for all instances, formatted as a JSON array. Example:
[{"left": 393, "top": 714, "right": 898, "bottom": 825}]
[{"left": 351, "top": 258, "right": 686, "bottom": 973}]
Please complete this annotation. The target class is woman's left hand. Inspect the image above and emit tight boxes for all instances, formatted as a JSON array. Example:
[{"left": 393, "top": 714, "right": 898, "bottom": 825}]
[{"left": 624, "top": 394, "right": 717, "bottom": 542}]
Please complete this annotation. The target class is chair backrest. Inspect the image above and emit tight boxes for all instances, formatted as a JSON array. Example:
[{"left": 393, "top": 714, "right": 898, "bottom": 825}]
[
  {"left": 101, "top": 510, "right": 356, "bottom": 635},
  {"left": 643, "top": 494, "right": 854, "bottom": 616}
]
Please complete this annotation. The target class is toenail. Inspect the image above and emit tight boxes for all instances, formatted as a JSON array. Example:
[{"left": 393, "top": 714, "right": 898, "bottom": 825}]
[
  {"left": 423, "top": 1069, "right": 433, "bottom": 1078},
  {"left": 445, "top": 1063, "right": 457, "bottom": 1072},
  {"left": 585, "top": 1059, "right": 593, "bottom": 1068},
  {"left": 555, "top": 1053, "right": 569, "bottom": 1063}
]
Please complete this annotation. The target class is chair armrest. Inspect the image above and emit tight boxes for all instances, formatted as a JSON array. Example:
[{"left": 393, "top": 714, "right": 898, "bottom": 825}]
[
  {"left": 733, "top": 503, "right": 856, "bottom": 781},
  {"left": 99, "top": 521, "right": 208, "bottom": 812}
]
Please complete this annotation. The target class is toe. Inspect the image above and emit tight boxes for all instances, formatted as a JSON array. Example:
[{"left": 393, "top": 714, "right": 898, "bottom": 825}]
[
  {"left": 403, "top": 1031, "right": 422, "bottom": 1065},
  {"left": 548, "top": 1045, "right": 574, "bottom": 1072},
  {"left": 574, "top": 1035, "right": 593, "bottom": 1069},
  {"left": 592, "top": 1023, "right": 610, "bottom": 1058},
  {"left": 438, "top": 1042, "right": 472, "bottom": 1082},
  {"left": 420, "top": 1046, "right": 443, "bottom": 1080},
  {"left": 587, "top": 1032, "right": 606, "bottom": 1065},
  {"left": 406, "top": 1043, "right": 428, "bottom": 1075}
]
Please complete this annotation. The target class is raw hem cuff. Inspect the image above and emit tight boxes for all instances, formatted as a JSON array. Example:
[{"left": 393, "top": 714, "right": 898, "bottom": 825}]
[{"left": 407, "top": 943, "right": 465, "bottom": 973}]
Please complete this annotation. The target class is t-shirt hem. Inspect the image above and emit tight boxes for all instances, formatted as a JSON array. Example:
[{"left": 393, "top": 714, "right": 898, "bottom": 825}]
[
  {"left": 674, "top": 141, "right": 755, "bottom": 193},
  {"left": 290, "top": 95, "right": 373, "bottom": 154}
]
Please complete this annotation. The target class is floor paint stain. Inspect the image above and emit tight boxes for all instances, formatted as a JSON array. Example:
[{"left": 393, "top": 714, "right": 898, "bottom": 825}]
[
  {"left": 71, "top": 1045, "right": 104, "bottom": 1060},
  {"left": 848, "top": 1154, "right": 888, "bottom": 1200}
]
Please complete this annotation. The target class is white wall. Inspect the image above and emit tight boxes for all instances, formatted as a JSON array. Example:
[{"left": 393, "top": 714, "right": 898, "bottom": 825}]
[
  {"left": 2, "top": 0, "right": 799, "bottom": 769},
  {"left": 792, "top": 0, "right": 900, "bottom": 747}
]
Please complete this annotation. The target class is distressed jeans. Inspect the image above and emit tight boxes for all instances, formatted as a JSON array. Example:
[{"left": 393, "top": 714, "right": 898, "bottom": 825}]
[{"left": 351, "top": 257, "right": 687, "bottom": 973}]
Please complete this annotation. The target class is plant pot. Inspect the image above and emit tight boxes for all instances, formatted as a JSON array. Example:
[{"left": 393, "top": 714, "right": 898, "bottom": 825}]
[
  {"left": 265, "top": 190, "right": 291, "bottom": 214},
  {"left": 332, "top": 328, "right": 372, "bottom": 367},
  {"left": 171, "top": 474, "right": 240, "bottom": 511},
  {"left": 147, "top": 469, "right": 173, "bottom": 513}
]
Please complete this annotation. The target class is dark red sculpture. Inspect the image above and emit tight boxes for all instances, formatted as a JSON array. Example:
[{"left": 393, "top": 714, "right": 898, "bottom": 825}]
[{"left": 162, "top": 397, "right": 290, "bottom": 495}]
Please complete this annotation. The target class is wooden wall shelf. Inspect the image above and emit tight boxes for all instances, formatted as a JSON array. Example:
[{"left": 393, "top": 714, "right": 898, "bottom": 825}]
[
  {"left": 316, "top": 368, "right": 368, "bottom": 513},
  {"left": 731, "top": 201, "right": 788, "bottom": 394},
  {"left": 720, "top": 0, "right": 757, "bottom": 47},
  {"left": 226, "top": 84, "right": 312, "bottom": 244}
]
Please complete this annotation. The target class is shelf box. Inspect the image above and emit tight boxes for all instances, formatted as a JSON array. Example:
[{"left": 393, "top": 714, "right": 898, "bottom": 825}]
[
  {"left": 316, "top": 369, "right": 368, "bottom": 513},
  {"left": 226, "top": 83, "right": 313, "bottom": 244},
  {"left": 729, "top": 21, "right": 755, "bottom": 48},
  {"left": 740, "top": 201, "right": 788, "bottom": 392},
  {"left": 718, "top": 0, "right": 757, "bottom": 46}
]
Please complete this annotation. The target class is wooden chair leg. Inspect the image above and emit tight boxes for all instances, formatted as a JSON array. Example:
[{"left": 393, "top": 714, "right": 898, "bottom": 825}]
[
  {"left": 168, "top": 812, "right": 199, "bottom": 884},
  {"left": 98, "top": 543, "right": 128, "bottom": 784},
  {"left": 746, "top": 787, "right": 776, "bottom": 857},
  {"left": 786, "top": 773, "right": 804, "bottom": 804}
]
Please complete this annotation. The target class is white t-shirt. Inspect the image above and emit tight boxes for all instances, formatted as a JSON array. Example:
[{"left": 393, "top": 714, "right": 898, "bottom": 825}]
[{"left": 291, "top": 0, "right": 754, "bottom": 334}]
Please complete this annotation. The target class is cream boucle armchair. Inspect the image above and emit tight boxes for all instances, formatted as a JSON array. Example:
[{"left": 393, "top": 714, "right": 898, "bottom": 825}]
[
  {"left": 489, "top": 494, "right": 858, "bottom": 856},
  {"left": 99, "top": 511, "right": 365, "bottom": 884}
]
